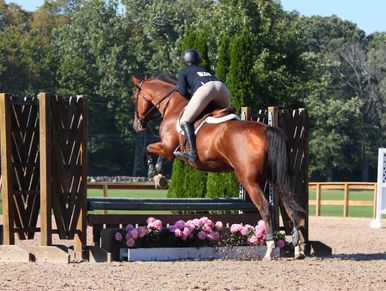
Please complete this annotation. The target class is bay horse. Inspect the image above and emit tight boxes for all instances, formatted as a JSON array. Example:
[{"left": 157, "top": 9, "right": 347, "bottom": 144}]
[{"left": 132, "top": 73, "right": 305, "bottom": 260}]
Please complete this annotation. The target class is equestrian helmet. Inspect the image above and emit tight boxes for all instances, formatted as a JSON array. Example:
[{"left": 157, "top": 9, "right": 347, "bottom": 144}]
[{"left": 182, "top": 48, "right": 201, "bottom": 65}]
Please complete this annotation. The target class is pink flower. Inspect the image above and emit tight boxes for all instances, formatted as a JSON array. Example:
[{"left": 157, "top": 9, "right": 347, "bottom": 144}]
[
  {"left": 198, "top": 231, "right": 207, "bottom": 240},
  {"left": 203, "top": 225, "right": 213, "bottom": 233},
  {"left": 207, "top": 231, "right": 220, "bottom": 241},
  {"left": 175, "top": 220, "right": 186, "bottom": 229},
  {"left": 130, "top": 228, "right": 139, "bottom": 240},
  {"left": 248, "top": 235, "right": 259, "bottom": 245},
  {"left": 125, "top": 224, "right": 134, "bottom": 232},
  {"left": 174, "top": 229, "right": 182, "bottom": 238},
  {"left": 276, "top": 240, "right": 285, "bottom": 249},
  {"left": 115, "top": 232, "right": 123, "bottom": 241},
  {"left": 149, "top": 219, "right": 162, "bottom": 231},
  {"left": 257, "top": 220, "right": 266, "bottom": 231},
  {"left": 183, "top": 227, "right": 192, "bottom": 237},
  {"left": 137, "top": 226, "right": 148, "bottom": 238},
  {"left": 255, "top": 226, "right": 266, "bottom": 239},
  {"left": 126, "top": 238, "right": 135, "bottom": 247},
  {"left": 125, "top": 232, "right": 133, "bottom": 240},
  {"left": 186, "top": 222, "right": 195, "bottom": 230},
  {"left": 203, "top": 218, "right": 214, "bottom": 228},
  {"left": 181, "top": 232, "right": 188, "bottom": 240},
  {"left": 240, "top": 226, "right": 250, "bottom": 236},
  {"left": 168, "top": 225, "right": 177, "bottom": 232},
  {"left": 147, "top": 217, "right": 156, "bottom": 224},
  {"left": 230, "top": 224, "right": 242, "bottom": 233},
  {"left": 193, "top": 218, "right": 204, "bottom": 227},
  {"left": 215, "top": 221, "right": 223, "bottom": 231}
]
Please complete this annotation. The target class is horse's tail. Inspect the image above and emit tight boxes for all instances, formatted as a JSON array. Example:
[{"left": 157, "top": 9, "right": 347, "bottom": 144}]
[{"left": 265, "top": 126, "right": 305, "bottom": 215}]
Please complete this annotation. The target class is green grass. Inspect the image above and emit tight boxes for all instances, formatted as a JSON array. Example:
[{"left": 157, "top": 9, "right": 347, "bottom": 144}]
[
  {"left": 88, "top": 189, "right": 168, "bottom": 199},
  {"left": 308, "top": 189, "right": 374, "bottom": 217}
]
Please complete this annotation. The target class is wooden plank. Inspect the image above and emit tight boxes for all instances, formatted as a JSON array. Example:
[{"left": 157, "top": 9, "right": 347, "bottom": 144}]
[
  {"left": 309, "top": 200, "right": 373, "bottom": 206},
  {"left": 0, "top": 93, "right": 15, "bottom": 244},
  {"left": 87, "top": 198, "right": 257, "bottom": 211},
  {"left": 75, "top": 95, "right": 88, "bottom": 258},
  {"left": 39, "top": 93, "right": 53, "bottom": 246},
  {"left": 343, "top": 183, "right": 349, "bottom": 217},
  {"left": 87, "top": 182, "right": 155, "bottom": 190},
  {"left": 315, "top": 183, "right": 321, "bottom": 216}
]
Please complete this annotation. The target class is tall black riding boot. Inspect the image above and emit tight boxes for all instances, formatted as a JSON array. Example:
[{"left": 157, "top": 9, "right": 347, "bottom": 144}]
[{"left": 174, "top": 122, "right": 197, "bottom": 162}]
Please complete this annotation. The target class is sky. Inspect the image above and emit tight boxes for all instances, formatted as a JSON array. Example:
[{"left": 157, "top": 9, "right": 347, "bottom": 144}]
[{"left": 5, "top": 0, "right": 386, "bottom": 35}]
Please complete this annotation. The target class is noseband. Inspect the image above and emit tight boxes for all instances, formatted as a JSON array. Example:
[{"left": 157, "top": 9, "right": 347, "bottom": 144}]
[{"left": 134, "top": 80, "right": 177, "bottom": 128}]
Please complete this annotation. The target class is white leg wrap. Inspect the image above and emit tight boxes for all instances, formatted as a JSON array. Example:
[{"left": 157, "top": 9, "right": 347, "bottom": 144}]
[
  {"left": 294, "top": 243, "right": 305, "bottom": 259},
  {"left": 263, "top": 240, "right": 275, "bottom": 260}
]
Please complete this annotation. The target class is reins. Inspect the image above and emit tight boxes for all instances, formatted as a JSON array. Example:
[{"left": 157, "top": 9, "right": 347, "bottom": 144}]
[{"left": 135, "top": 80, "right": 177, "bottom": 127}]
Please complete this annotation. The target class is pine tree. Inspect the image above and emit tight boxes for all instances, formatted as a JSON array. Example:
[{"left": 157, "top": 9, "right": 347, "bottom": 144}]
[
  {"left": 205, "top": 35, "right": 239, "bottom": 198},
  {"left": 167, "top": 159, "right": 186, "bottom": 198},
  {"left": 195, "top": 31, "right": 211, "bottom": 71},
  {"left": 167, "top": 29, "right": 210, "bottom": 198},
  {"left": 215, "top": 37, "right": 229, "bottom": 82},
  {"left": 226, "top": 27, "right": 254, "bottom": 113}
]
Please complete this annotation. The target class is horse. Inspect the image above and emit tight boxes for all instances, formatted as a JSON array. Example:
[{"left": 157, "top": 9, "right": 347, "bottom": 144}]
[{"left": 131, "top": 72, "right": 305, "bottom": 260}]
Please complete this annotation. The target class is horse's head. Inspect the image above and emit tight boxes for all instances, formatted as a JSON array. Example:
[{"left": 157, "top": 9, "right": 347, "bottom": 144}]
[
  {"left": 131, "top": 75, "right": 156, "bottom": 132},
  {"left": 131, "top": 74, "right": 180, "bottom": 133}
]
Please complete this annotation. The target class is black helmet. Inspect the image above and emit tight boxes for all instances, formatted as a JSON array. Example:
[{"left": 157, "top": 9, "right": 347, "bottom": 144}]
[{"left": 182, "top": 48, "right": 201, "bottom": 65}]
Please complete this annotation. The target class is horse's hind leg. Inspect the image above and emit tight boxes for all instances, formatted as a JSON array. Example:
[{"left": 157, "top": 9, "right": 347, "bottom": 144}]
[
  {"left": 282, "top": 201, "right": 305, "bottom": 259},
  {"left": 239, "top": 179, "right": 275, "bottom": 260}
]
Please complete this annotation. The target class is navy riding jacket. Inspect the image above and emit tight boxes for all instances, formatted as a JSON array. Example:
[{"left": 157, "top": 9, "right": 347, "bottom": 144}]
[{"left": 176, "top": 65, "right": 217, "bottom": 99}]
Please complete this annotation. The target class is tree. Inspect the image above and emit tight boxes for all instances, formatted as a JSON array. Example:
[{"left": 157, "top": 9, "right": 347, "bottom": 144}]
[
  {"left": 53, "top": 0, "right": 135, "bottom": 175},
  {"left": 226, "top": 27, "right": 254, "bottom": 112},
  {"left": 167, "top": 27, "right": 210, "bottom": 198},
  {"left": 215, "top": 36, "right": 229, "bottom": 82}
]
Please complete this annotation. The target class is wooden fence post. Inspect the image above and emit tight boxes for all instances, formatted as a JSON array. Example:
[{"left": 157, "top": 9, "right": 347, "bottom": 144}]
[
  {"left": 0, "top": 93, "right": 15, "bottom": 245},
  {"left": 74, "top": 95, "right": 88, "bottom": 259},
  {"left": 38, "top": 92, "right": 53, "bottom": 246},
  {"left": 103, "top": 184, "right": 108, "bottom": 215},
  {"left": 316, "top": 183, "right": 321, "bottom": 216},
  {"left": 343, "top": 183, "right": 349, "bottom": 217},
  {"left": 372, "top": 183, "right": 377, "bottom": 219},
  {"left": 239, "top": 107, "right": 251, "bottom": 204}
]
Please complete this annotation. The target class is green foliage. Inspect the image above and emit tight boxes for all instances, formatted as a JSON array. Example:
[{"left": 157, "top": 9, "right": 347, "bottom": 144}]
[
  {"left": 181, "top": 29, "right": 210, "bottom": 70},
  {"left": 226, "top": 27, "right": 254, "bottom": 112},
  {"left": 215, "top": 37, "right": 229, "bottom": 82},
  {"left": 167, "top": 159, "right": 186, "bottom": 198},
  {"left": 168, "top": 27, "right": 211, "bottom": 198},
  {"left": 206, "top": 172, "right": 239, "bottom": 198},
  {"left": 168, "top": 159, "right": 208, "bottom": 198}
]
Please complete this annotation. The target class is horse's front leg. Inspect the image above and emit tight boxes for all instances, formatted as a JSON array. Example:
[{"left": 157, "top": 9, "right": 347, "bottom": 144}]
[
  {"left": 146, "top": 152, "right": 157, "bottom": 178},
  {"left": 155, "top": 156, "right": 167, "bottom": 174},
  {"left": 146, "top": 142, "right": 175, "bottom": 183}
]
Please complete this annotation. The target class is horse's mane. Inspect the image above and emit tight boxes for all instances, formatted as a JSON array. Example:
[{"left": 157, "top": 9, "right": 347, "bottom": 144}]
[{"left": 148, "top": 72, "right": 178, "bottom": 85}]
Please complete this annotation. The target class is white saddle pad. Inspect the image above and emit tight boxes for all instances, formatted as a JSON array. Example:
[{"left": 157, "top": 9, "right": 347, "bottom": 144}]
[{"left": 176, "top": 113, "right": 240, "bottom": 135}]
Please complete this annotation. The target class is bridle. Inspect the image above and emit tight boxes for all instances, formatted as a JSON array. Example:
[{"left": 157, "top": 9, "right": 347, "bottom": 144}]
[{"left": 134, "top": 79, "right": 177, "bottom": 128}]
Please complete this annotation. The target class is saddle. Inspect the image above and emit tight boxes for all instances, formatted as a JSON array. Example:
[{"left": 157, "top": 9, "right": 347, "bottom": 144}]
[{"left": 175, "top": 107, "right": 240, "bottom": 156}]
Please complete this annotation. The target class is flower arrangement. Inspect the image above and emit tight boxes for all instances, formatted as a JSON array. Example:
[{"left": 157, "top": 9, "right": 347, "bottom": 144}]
[{"left": 114, "top": 216, "right": 286, "bottom": 249}]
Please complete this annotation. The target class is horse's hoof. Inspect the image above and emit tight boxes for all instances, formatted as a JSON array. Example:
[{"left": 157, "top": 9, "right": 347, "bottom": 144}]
[
  {"left": 262, "top": 256, "right": 273, "bottom": 261},
  {"left": 294, "top": 252, "right": 305, "bottom": 260}
]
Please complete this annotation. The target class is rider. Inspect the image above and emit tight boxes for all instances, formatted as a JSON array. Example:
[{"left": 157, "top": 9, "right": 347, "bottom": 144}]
[{"left": 174, "top": 48, "right": 231, "bottom": 162}]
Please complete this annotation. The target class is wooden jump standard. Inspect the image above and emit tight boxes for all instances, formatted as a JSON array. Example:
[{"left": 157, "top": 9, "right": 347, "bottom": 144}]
[
  {"left": 0, "top": 93, "right": 87, "bottom": 262},
  {"left": 1, "top": 95, "right": 309, "bottom": 261}
]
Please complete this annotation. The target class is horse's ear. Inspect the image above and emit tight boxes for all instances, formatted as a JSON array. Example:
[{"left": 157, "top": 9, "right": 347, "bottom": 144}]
[{"left": 132, "top": 75, "right": 141, "bottom": 87}]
